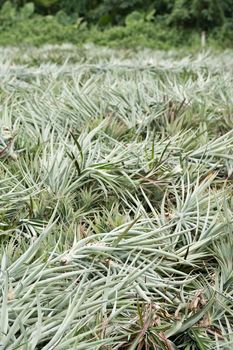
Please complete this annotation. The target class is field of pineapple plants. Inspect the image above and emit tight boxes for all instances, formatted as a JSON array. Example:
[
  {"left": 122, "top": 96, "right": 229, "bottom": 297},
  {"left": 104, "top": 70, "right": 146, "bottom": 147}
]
[{"left": 0, "top": 45, "right": 233, "bottom": 349}]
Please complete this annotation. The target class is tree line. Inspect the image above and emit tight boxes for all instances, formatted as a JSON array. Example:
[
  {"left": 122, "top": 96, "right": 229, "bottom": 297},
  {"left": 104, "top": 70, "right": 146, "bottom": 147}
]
[{"left": 2, "top": 0, "right": 233, "bottom": 32}]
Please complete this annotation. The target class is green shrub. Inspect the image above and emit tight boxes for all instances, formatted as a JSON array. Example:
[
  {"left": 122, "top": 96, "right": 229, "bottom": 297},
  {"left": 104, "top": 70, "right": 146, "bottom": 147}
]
[
  {"left": 169, "top": 0, "right": 225, "bottom": 30},
  {"left": 211, "top": 20, "right": 233, "bottom": 48},
  {"left": 0, "top": 1, "right": 16, "bottom": 27},
  {"left": 0, "top": 15, "right": 83, "bottom": 46},
  {"left": 125, "top": 11, "right": 145, "bottom": 26},
  {"left": 20, "top": 2, "right": 35, "bottom": 19}
]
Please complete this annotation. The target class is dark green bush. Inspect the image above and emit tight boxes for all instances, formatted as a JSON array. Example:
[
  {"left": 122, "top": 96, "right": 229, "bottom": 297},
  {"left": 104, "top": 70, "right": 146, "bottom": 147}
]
[{"left": 212, "top": 20, "right": 233, "bottom": 48}]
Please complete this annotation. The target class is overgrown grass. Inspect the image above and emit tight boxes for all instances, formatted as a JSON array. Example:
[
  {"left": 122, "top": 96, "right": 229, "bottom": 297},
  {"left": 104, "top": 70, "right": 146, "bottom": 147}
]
[{"left": 0, "top": 45, "right": 233, "bottom": 349}]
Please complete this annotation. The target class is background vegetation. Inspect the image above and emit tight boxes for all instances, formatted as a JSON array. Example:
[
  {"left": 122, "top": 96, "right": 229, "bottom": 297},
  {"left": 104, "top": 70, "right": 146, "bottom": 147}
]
[{"left": 0, "top": 0, "right": 233, "bottom": 48}]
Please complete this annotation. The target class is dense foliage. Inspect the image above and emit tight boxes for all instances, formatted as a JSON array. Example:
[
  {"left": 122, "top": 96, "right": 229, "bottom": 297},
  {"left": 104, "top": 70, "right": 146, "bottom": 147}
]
[
  {"left": 4, "top": 0, "right": 233, "bottom": 30},
  {"left": 0, "top": 0, "right": 232, "bottom": 48},
  {"left": 0, "top": 45, "right": 233, "bottom": 349}
]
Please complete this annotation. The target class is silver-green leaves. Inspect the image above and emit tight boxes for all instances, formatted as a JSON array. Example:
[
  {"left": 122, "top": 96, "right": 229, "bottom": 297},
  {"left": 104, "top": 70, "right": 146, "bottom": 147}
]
[{"left": 0, "top": 46, "right": 233, "bottom": 349}]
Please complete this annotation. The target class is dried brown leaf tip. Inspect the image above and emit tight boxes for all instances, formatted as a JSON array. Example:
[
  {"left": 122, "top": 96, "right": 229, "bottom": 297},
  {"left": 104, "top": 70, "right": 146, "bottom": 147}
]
[
  {"left": 189, "top": 290, "right": 206, "bottom": 312},
  {"left": 7, "top": 286, "right": 15, "bottom": 301}
]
